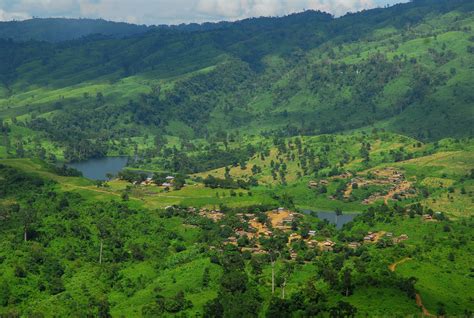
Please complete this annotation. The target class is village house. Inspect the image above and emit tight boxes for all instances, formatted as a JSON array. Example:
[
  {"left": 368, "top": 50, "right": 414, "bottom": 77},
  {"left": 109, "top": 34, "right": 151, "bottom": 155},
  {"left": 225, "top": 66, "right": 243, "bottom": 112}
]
[
  {"left": 393, "top": 234, "right": 409, "bottom": 243},
  {"left": 282, "top": 214, "right": 295, "bottom": 224},
  {"left": 225, "top": 236, "right": 238, "bottom": 245},
  {"left": 141, "top": 177, "right": 154, "bottom": 186},
  {"left": 348, "top": 242, "right": 361, "bottom": 249},
  {"left": 241, "top": 247, "right": 267, "bottom": 255},
  {"left": 289, "top": 233, "right": 301, "bottom": 242},
  {"left": 321, "top": 239, "right": 336, "bottom": 252},
  {"left": 308, "top": 181, "right": 318, "bottom": 188},
  {"left": 364, "top": 232, "right": 377, "bottom": 242}
]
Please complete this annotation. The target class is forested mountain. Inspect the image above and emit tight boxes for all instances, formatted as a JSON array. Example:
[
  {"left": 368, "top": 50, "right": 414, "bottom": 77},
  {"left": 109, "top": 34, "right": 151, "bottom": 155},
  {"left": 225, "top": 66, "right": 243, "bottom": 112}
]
[
  {"left": 0, "top": 18, "right": 154, "bottom": 42},
  {"left": 0, "top": 0, "right": 473, "bottom": 162}
]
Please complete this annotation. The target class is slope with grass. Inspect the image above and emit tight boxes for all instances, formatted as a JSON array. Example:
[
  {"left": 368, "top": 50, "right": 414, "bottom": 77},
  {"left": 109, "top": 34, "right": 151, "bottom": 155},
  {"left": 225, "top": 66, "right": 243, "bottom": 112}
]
[{"left": 0, "top": 0, "right": 473, "bottom": 165}]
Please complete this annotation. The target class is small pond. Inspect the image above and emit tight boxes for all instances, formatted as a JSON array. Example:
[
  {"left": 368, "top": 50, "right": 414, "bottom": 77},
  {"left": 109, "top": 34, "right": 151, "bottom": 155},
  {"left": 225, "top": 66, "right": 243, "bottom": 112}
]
[
  {"left": 68, "top": 157, "right": 129, "bottom": 180},
  {"left": 303, "top": 210, "right": 358, "bottom": 229}
]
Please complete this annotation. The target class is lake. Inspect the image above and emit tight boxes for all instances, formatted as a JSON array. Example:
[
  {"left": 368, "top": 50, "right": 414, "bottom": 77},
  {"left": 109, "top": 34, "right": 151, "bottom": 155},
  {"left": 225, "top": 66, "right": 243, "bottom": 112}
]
[
  {"left": 68, "top": 157, "right": 128, "bottom": 180},
  {"left": 303, "top": 210, "right": 358, "bottom": 229}
]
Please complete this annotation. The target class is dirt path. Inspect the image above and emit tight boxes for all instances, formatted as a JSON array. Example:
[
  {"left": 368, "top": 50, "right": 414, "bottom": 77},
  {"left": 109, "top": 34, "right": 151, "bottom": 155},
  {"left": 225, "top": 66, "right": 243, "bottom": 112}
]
[
  {"left": 389, "top": 258, "right": 435, "bottom": 317},
  {"left": 384, "top": 181, "right": 411, "bottom": 204},
  {"left": 344, "top": 184, "right": 353, "bottom": 199},
  {"left": 388, "top": 257, "right": 411, "bottom": 272},
  {"left": 416, "top": 294, "right": 436, "bottom": 317}
]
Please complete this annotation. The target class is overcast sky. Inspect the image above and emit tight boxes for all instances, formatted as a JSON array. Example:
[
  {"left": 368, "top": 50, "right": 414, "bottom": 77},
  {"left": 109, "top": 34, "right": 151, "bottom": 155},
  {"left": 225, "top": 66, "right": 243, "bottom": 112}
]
[{"left": 0, "top": 0, "right": 407, "bottom": 25}]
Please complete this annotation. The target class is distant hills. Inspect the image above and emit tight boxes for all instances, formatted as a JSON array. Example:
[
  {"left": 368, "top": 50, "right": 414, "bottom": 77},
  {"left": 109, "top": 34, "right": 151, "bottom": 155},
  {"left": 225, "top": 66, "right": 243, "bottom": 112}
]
[
  {"left": 0, "top": 18, "right": 155, "bottom": 42},
  {"left": 0, "top": 17, "right": 242, "bottom": 43},
  {"left": 0, "top": 0, "right": 473, "bottom": 159}
]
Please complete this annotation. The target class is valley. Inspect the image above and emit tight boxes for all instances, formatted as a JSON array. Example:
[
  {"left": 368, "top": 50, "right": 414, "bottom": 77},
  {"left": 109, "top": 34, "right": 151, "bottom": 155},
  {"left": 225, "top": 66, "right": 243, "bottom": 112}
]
[{"left": 0, "top": 0, "right": 473, "bottom": 317}]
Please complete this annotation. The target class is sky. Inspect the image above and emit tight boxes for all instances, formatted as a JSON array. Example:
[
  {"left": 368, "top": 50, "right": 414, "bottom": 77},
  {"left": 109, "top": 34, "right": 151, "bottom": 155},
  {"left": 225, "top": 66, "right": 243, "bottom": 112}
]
[{"left": 0, "top": 0, "right": 407, "bottom": 25}]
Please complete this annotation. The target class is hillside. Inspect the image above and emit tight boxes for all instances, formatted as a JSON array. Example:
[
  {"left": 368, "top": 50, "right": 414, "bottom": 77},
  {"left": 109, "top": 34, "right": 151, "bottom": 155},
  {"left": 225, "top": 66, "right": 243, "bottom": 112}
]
[
  {"left": 0, "top": 0, "right": 472, "bottom": 166},
  {"left": 0, "top": 151, "right": 472, "bottom": 316},
  {"left": 0, "top": 18, "right": 153, "bottom": 42},
  {"left": 0, "top": 1, "right": 473, "bottom": 316}
]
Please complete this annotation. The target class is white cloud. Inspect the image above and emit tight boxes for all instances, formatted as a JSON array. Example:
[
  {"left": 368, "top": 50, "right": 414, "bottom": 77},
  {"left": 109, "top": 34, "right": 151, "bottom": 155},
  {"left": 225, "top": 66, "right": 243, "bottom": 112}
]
[
  {"left": 0, "top": 8, "right": 30, "bottom": 21},
  {"left": 2, "top": 0, "right": 80, "bottom": 16},
  {"left": 0, "top": 0, "right": 404, "bottom": 24},
  {"left": 195, "top": 0, "right": 376, "bottom": 20}
]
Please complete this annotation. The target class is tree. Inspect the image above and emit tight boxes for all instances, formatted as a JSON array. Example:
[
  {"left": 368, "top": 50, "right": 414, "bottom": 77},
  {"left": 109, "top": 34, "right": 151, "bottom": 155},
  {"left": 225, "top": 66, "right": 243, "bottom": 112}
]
[
  {"left": 97, "top": 217, "right": 112, "bottom": 264},
  {"left": 342, "top": 269, "right": 353, "bottom": 297},
  {"left": 437, "top": 302, "right": 447, "bottom": 316},
  {"left": 173, "top": 175, "right": 186, "bottom": 190},
  {"left": 0, "top": 279, "right": 10, "bottom": 306},
  {"left": 16, "top": 138, "right": 25, "bottom": 158},
  {"left": 266, "top": 297, "right": 291, "bottom": 317},
  {"left": 335, "top": 208, "right": 343, "bottom": 226},
  {"left": 330, "top": 301, "right": 357, "bottom": 318},
  {"left": 19, "top": 203, "right": 36, "bottom": 242},
  {"left": 96, "top": 92, "right": 104, "bottom": 104},
  {"left": 97, "top": 295, "right": 111, "bottom": 318},
  {"left": 203, "top": 297, "right": 224, "bottom": 318},
  {"left": 360, "top": 143, "right": 370, "bottom": 163},
  {"left": 202, "top": 267, "right": 211, "bottom": 288}
]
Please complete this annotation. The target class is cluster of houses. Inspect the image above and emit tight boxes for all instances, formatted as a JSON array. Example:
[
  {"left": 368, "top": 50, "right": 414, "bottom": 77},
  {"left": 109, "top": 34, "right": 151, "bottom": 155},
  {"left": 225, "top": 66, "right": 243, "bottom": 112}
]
[
  {"left": 363, "top": 231, "right": 382, "bottom": 242},
  {"left": 308, "top": 168, "right": 415, "bottom": 205},
  {"left": 198, "top": 208, "right": 224, "bottom": 222},
  {"left": 362, "top": 231, "right": 408, "bottom": 244},
  {"left": 194, "top": 207, "right": 410, "bottom": 258},
  {"left": 136, "top": 175, "right": 175, "bottom": 187},
  {"left": 161, "top": 176, "right": 175, "bottom": 187},
  {"left": 137, "top": 177, "right": 154, "bottom": 186},
  {"left": 422, "top": 213, "right": 442, "bottom": 221},
  {"left": 342, "top": 168, "right": 416, "bottom": 204},
  {"left": 308, "top": 179, "right": 329, "bottom": 189}
]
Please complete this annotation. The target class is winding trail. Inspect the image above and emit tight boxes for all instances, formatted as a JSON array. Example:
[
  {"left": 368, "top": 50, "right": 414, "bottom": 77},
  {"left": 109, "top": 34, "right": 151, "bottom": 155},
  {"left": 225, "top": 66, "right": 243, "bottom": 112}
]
[
  {"left": 416, "top": 294, "right": 436, "bottom": 317},
  {"left": 389, "top": 258, "right": 435, "bottom": 317},
  {"left": 389, "top": 257, "right": 411, "bottom": 272}
]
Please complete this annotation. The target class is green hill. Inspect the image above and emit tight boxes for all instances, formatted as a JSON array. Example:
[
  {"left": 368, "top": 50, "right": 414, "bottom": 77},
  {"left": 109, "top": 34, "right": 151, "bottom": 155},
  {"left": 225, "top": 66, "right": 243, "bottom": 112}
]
[
  {"left": 0, "top": 18, "right": 153, "bottom": 42},
  {"left": 0, "top": 0, "right": 473, "bottom": 165},
  {"left": 0, "top": 1, "right": 473, "bottom": 316}
]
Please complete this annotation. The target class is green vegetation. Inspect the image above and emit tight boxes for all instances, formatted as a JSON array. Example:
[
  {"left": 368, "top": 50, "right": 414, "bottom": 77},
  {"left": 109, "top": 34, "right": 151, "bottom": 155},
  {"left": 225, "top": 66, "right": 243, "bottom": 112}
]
[
  {"left": 1, "top": 162, "right": 472, "bottom": 316},
  {"left": 0, "top": 0, "right": 473, "bottom": 163},
  {"left": 0, "top": 0, "right": 473, "bottom": 316}
]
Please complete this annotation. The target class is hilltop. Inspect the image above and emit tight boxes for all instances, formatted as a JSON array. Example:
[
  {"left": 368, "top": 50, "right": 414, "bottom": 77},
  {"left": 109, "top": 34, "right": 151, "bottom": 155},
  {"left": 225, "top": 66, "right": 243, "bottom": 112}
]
[{"left": 0, "top": 18, "right": 153, "bottom": 42}]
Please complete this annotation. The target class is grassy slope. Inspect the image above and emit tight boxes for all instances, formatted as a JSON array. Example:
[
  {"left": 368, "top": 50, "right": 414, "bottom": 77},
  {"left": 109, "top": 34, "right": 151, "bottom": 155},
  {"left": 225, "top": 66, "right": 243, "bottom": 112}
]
[
  {"left": 0, "top": 6, "right": 472, "bottom": 157},
  {"left": 194, "top": 133, "right": 474, "bottom": 215},
  {"left": 1, "top": 157, "right": 472, "bottom": 316}
]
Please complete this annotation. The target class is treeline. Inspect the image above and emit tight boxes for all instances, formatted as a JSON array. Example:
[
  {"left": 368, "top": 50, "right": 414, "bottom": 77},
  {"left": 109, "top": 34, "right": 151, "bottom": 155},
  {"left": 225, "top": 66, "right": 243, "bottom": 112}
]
[
  {"left": 160, "top": 143, "right": 257, "bottom": 174},
  {"left": 202, "top": 175, "right": 258, "bottom": 190},
  {"left": 0, "top": 164, "right": 48, "bottom": 197},
  {"left": 0, "top": 166, "right": 192, "bottom": 316}
]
